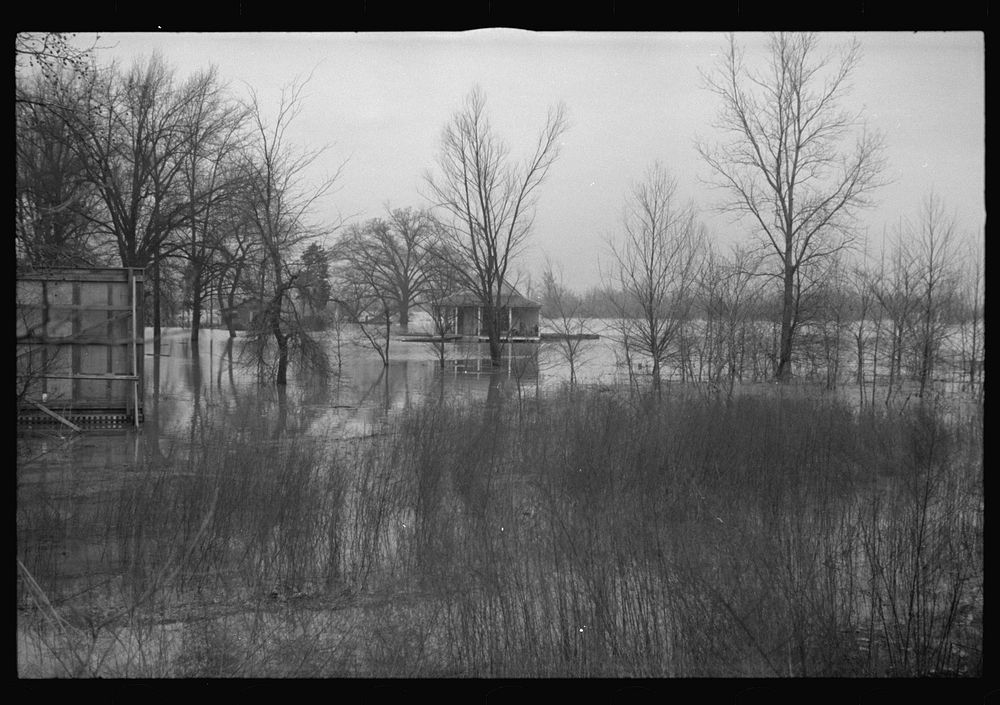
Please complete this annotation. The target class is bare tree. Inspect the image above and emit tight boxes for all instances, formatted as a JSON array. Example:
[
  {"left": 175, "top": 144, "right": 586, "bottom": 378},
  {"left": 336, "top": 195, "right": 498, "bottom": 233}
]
[
  {"left": 603, "top": 163, "right": 705, "bottom": 396},
  {"left": 540, "top": 259, "right": 593, "bottom": 389},
  {"left": 15, "top": 32, "right": 99, "bottom": 104},
  {"left": 212, "top": 199, "right": 261, "bottom": 338},
  {"left": 697, "top": 243, "right": 766, "bottom": 397},
  {"left": 698, "top": 32, "right": 887, "bottom": 381},
  {"left": 957, "top": 232, "right": 984, "bottom": 397},
  {"left": 805, "top": 254, "right": 851, "bottom": 390},
  {"left": 421, "top": 245, "right": 464, "bottom": 370},
  {"left": 240, "top": 76, "right": 343, "bottom": 385},
  {"left": 55, "top": 54, "right": 212, "bottom": 344},
  {"left": 15, "top": 70, "right": 107, "bottom": 267},
  {"left": 906, "top": 193, "right": 962, "bottom": 398},
  {"left": 424, "top": 86, "right": 568, "bottom": 366},
  {"left": 873, "top": 225, "right": 922, "bottom": 405},
  {"left": 331, "top": 207, "right": 440, "bottom": 332},
  {"left": 331, "top": 226, "right": 397, "bottom": 368},
  {"left": 844, "top": 245, "right": 880, "bottom": 406},
  {"left": 174, "top": 67, "right": 249, "bottom": 344}
]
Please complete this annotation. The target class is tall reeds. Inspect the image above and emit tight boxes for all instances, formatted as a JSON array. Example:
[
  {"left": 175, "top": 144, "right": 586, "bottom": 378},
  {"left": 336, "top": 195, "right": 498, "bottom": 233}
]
[{"left": 17, "top": 386, "right": 982, "bottom": 676}]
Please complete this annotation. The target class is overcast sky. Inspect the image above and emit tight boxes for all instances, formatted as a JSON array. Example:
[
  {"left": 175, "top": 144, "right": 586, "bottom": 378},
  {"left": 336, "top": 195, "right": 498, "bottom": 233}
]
[{"left": 75, "top": 30, "right": 984, "bottom": 290}]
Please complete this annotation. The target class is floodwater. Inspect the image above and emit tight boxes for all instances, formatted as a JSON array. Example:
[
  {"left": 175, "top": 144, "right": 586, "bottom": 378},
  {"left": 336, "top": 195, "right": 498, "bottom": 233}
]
[
  {"left": 17, "top": 324, "right": 620, "bottom": 475},
  {"left": 16, "top": 323, "right": 617, "bottom": 624},
  {"left": 16, "top": 322, "right": 983, "bottom": 677},
  {"left": 147, "top": 323, "right": 622, "bottom": 438},
  {"left": 16, "top": 316, "right": 979, "bottom": 472}
]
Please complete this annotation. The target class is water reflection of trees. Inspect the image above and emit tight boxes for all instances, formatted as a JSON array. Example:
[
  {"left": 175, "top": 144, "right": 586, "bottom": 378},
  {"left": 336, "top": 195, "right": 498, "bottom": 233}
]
[{"left": 142, "top": 329, "right": 560, "bottom": 448}]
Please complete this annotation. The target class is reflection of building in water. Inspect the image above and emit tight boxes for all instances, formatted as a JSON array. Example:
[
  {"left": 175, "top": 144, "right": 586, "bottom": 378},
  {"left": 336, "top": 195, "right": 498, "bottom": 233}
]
[
  {"left": 432, "top": 281, "right": 541, "bottom": 341},
  {"left": 450, "top": 354, "right": 539, "bottom": 379}
]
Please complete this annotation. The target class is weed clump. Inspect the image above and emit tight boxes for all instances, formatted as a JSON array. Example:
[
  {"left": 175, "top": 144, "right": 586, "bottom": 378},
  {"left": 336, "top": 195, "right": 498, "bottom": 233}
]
[{"left": 17, "top": 388, "right": 982, "bottom": 677}]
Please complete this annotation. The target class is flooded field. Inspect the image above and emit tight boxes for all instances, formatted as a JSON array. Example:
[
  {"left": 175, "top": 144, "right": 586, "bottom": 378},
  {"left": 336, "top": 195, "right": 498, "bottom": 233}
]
[
  {"left": 18, "top": 324, "right": 609, "bottom": 467},
  {"left": 17, "top": 322, "right": 983, "bottom": 678}
]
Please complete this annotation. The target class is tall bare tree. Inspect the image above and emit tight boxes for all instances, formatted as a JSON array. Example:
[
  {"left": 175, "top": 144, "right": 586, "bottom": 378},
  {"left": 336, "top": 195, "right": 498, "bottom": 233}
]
[
  {"left": 56, "top": 54, "right": 211, "bottom": 344},
  {"left": 424, "top": 86, "right": 568, "bottom": 366},
  {"left": 906, "top": 193, "right": 962, "bottom": 398},
  {"left": 698, "top": 32, "right": 887, "bottom": 381},
  {"left": 16, "top": 70, "right": 106, "bottom": 267},
  {"left": 211, "top": 199, "right": 260, "bottom": 338},
  {"left": 697, "top": 243, "right": 766, "bottom": 395},
  {"left": 331, "top": 249, "right": 396, "bottom": 368},
  {"left": 421, "top": 247, "right": 464, "bottom": 370},
  {"left": 331, "top": 207, "right": 440, "bottom": 332},
  {"left": 873, "top": 225, "right": 922, "bottom": 404},
  {"left": 175, "top": 67, "right": 249, "bottom": 344},
  {"left": 957, "top": 232, "right": 984, "bottom": 397},
  {"left": 604, "top": 162, "right": 705, "bottom": 396},
  {"left": 844, "top": 244, "right": 880, "bottom": 406},
  {"left": 540, "top": 259, "right": 593, "bottom": 389},
  {"left": 240, "top": 76, "right": 343, "bottom": 386}
]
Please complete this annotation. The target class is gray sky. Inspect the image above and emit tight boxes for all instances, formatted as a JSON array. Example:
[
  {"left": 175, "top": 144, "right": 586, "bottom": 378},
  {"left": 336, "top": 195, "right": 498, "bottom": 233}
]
[{"left": 78, "top": 30, "right": 984, "bottom": 290}]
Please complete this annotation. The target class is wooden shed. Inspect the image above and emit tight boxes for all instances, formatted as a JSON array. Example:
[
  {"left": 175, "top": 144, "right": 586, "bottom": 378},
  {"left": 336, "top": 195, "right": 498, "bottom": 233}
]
[{"left": 16, "top": 267, "right": 145, "bottom": 428}]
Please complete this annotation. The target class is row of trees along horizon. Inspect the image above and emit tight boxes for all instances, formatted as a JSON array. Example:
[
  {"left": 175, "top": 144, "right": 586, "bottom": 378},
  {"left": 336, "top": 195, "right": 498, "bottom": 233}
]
[{"left": 16, "top": 32, "right": 983, "bottom": 395}]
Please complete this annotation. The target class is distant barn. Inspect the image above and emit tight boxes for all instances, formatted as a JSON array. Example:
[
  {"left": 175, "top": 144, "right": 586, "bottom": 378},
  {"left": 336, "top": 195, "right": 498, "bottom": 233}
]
[
  {"left": 434, "top": 281, "right": 541, "bottom": 341},
  {"left": 16, "top": 267, "right": 145, "bottom": 428}
]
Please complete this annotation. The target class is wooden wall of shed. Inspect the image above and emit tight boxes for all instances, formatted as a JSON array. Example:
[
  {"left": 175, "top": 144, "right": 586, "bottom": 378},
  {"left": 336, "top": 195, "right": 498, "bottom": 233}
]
[{"left": 16, "top": 268, "right": 144, "bottom": 417}]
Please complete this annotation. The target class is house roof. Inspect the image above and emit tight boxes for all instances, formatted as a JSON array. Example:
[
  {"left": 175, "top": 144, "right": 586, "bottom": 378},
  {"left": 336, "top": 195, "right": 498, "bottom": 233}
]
[{"left": 437, "top": 281, "right": 541, "bottom": 309}]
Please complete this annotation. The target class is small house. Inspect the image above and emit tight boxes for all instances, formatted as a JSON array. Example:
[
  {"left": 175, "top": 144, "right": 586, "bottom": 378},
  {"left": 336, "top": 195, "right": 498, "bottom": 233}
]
[{"left": 434, "top": 281, "right": 541, "bottom": 341}]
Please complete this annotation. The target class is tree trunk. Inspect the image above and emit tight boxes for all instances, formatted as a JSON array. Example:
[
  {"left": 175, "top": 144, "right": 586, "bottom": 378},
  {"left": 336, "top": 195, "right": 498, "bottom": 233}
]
[
  {"left": 398, "top": 301, "right": 409, "bottom": 332},
  {"left": 777, "top": 266, "right": 795, "bottom": 381},
  {"left": 381, "top": 310, "right": 392, "bottom": 367},
  {"left": 220, "top": 288, "right": 236, "bottom": 338},
  {"left": 275, "top": 326, "right": 289, "bottom": 386},
  {"left": 486, "top": 307, "right": 503, "bottom": 366},
  {"left": 152, "top": 258, "right": 162, "bottom": 352},
  {"left": 486, "top": 369, "right": 504, "bottom": 408},
  {"left": 190, "top": 264, "right": 202, "bottom": 345}
]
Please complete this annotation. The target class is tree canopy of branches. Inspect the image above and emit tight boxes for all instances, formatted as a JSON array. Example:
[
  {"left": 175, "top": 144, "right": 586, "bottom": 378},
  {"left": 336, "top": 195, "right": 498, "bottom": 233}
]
[
  {"left": 58, "top": 55, "right": 200, "bottom": 268},
  {"left": 883, "top": 194, "right": 962, "bottom": 399},
  {"left": 424, "top": 86, "right": 568, "bottom": 366},
  {"left": 47, "top": 55, "right": 230, "bottom": 343},
  {"left": 540, "top": 260, "right": 593, "bottom": 388},
  {"left": 16, "top": 47, "right": 349, "bottom": 388},
  {"left": 331, "top": 207, "right": 441, "bottom": 331},
  {"left": 698, "top": 32, "right": 887, "bottom": 381},
  {"left": 175, "top": 67, "right": 249, "bottom": 343},
  {"left": 604, "top": 163, "right": 705, "bottom": 395},
  {"left": 696, "top": 243, "right": 766, "bottom": 394},
  {"left": 15, "top": 32, "right": 97, "bottom": 100},
  {"left": 240, "top": 76, "right": 342, "bottom": 385},
  {"left": 16, "top": 71, "right": 106, "bottom": 267}
]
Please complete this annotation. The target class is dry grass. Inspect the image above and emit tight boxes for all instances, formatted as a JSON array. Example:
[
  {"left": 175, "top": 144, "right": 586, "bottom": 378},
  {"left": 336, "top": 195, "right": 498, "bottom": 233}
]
[{"left": 17, "top": 385, "right": 982, "bottom": 677}]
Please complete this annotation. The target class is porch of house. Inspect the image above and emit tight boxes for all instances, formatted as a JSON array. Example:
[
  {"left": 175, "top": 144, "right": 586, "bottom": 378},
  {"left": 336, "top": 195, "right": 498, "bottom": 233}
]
[{"left": 444, "top": 304, "right": 540, "bottom": 341}]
